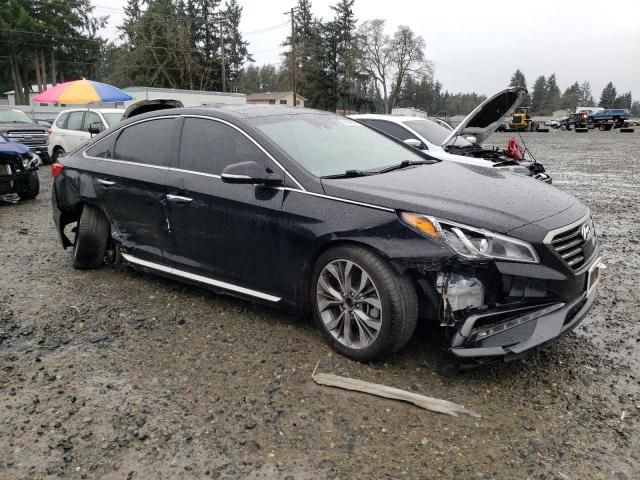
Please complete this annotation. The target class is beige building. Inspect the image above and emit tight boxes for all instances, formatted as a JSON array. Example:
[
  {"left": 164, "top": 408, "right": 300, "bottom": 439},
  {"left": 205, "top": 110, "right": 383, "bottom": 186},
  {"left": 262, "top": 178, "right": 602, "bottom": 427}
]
[{"left": 247, "top": 91, "right": 305, "bottom": 108}]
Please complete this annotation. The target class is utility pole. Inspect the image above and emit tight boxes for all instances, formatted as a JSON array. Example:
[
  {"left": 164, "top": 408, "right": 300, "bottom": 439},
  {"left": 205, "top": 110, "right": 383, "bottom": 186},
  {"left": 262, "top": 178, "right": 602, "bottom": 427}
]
[
  {"left": 220, "top": 18, "right": 226, "bottom": 93},
  {"left": 285, "top": 7, "right": 298, "bottom": 107}
]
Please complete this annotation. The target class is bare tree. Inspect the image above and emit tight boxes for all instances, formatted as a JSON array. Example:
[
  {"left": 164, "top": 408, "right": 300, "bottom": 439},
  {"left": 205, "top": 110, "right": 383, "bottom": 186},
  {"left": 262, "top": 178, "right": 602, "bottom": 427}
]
[
  {"left": 357, "top": 20, "right": 429, "bottom": 113},
  {"left": 389, "top": 26, "right": 430, "bottom": 111},
  {"left": 357, "top": 19, "right": 393, "bottom": 113}
]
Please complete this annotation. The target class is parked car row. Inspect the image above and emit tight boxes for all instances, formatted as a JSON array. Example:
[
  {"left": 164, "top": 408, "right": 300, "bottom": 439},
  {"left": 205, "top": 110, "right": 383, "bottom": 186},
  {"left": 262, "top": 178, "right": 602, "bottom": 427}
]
[
  {"left": 50, "top": 97, "right": 603, "bottom": 365},
  {"left": 350, "top": 88, "right": 551, "bottom": 183}
]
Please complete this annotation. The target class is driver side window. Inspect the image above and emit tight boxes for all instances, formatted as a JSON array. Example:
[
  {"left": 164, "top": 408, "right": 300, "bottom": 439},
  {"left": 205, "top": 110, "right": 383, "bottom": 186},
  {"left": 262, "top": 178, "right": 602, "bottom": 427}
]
[{"left": 179, "top": 117, "right": 269, "bottom": 175}]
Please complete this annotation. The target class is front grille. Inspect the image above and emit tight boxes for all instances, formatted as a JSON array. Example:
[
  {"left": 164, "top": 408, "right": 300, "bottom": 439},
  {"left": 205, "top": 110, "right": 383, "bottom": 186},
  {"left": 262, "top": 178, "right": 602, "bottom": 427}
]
[
  {"left": 5, "top": 130, "right": 48, "bottom": 148},
  {"left": 548, "top": 217, "right": 596, "bottom": 271}
]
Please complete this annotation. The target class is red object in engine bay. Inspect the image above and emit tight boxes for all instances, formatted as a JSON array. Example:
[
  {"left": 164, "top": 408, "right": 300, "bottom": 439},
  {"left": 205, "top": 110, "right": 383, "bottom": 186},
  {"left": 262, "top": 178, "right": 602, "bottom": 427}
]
[{"left": 505, "top": 138, "right": 525, "bottom": 161}]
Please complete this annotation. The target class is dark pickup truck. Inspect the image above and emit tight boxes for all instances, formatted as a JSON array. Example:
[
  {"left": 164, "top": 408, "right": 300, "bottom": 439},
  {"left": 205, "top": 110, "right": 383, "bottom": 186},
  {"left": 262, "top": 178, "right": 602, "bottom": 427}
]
[
  {"left": 588, "top": 109, "right": 631, "bottom": 131},
  {"left": 0, "top": 107, "right": 50, "bottom": 163}
]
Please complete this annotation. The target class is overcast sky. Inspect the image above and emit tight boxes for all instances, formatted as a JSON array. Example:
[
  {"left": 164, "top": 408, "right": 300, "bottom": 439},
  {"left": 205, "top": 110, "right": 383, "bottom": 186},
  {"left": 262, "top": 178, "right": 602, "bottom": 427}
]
[{"left": 94, "top": 0, "right": 640, "bottom": 98}]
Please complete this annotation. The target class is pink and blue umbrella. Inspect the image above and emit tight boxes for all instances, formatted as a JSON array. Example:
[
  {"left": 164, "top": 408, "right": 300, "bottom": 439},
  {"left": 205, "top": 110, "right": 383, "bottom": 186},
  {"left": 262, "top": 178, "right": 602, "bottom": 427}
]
[{"left": 33, "top": 79, "right": 132, "bottom": 105}]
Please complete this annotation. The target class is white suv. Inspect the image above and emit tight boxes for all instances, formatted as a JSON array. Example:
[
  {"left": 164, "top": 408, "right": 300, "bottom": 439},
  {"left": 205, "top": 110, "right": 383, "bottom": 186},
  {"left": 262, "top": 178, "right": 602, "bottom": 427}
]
[{"left": 48, "top": 108, "right": 124, "bottom": 162}]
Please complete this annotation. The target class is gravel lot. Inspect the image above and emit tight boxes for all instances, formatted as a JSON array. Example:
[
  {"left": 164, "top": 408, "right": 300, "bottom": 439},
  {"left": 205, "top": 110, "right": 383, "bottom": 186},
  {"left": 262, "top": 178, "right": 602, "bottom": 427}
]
[{"left": 1, "top": 129, "right": 639, "bottom": 479}]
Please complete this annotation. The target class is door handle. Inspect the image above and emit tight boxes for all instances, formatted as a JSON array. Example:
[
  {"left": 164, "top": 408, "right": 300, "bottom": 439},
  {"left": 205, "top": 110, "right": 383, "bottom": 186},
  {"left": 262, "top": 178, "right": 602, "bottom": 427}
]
[
  {"left": 166, "top": 194, "right": 193, "bottom": 204},
  {"left": 97, "top": 178, "right": 116, "bottom": 186}
]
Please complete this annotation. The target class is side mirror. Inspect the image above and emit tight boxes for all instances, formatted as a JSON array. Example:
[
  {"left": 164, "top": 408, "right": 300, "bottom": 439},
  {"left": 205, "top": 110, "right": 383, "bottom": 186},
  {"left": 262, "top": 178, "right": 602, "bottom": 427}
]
[
  {"left": 221, "top": 161, "right": 283, "bottom": 186},
  {"left": 403, "top": 138, "right": 425, "bottom": 150},
  {"left": 88, "top": 121, "right": 103, "bottom": 136}
]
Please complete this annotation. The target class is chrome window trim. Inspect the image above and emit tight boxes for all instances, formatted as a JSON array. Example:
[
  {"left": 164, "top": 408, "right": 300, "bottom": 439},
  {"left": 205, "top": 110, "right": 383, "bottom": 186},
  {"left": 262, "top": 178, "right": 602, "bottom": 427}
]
[
  {"left": 179, "top": 114, "right": 306, "bottom": 191},
  {"left": 81, "top": 156, "right": 170, "bottom": 172},
  {"left": 168, "top": 166, "right": 221, "bottom": 179},
  {"left": 82, "top": 115, "right": 179, "bottom": 161},
  {"left": 122, "top": 253, "right": 281, "bottom": 302}
]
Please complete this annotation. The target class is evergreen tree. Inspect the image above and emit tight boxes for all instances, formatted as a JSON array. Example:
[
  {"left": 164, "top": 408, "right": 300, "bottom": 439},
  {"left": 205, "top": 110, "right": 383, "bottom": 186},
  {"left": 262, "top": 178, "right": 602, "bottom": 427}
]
[
  {"left": 330, "top": 0, "right": 359, "bottom": 111},
  {"left": 579, "top": 81, "right": 594, "bottom": 106},
  {"left": 561, "top": 82, "right": 581, "bottom": 111},
  {"left": 612, "top": 91, "right": 632, "bottom": 109},
  {"left": 509, "top": 69, "right": 527, "bottom": 89},
  {"left": 223, "top": 0, "right": 252, "bottom": 92},
  {"left": 598, "top": 82, "right": 617, "bottom": 108},
  {"left": 544, "top": 74, "right": 561, "bottom": 112},
  {"left": 530, "top": 75, "right": 546, "bottom": 113}
]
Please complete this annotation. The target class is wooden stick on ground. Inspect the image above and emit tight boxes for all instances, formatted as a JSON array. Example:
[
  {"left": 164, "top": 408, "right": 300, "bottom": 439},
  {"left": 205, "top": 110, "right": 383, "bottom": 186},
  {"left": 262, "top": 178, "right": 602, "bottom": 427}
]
[{"left": 312, "top": 363, "right": 480, "bottom": 418}]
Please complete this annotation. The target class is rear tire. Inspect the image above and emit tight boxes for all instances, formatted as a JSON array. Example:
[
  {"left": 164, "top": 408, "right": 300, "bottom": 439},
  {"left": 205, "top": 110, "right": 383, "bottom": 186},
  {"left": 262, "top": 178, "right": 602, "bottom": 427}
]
[
  {"left": 310, "top": 245, "right": 418, "bottom": 361},
  {"left": 72, "top": 205, "right": 110, "bottom": 270},
  {"left": 16, "top": 172, "right": 39, "bottom": 200}
]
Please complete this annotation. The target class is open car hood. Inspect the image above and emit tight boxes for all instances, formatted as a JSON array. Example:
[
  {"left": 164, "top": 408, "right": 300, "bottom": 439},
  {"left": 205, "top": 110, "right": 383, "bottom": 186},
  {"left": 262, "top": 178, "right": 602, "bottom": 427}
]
[
  {"left": 442, "top": 87, "right": 526, "bottom": 146},
  {"left": 122, "top": 99, "right": 184, "bottom": 120}
]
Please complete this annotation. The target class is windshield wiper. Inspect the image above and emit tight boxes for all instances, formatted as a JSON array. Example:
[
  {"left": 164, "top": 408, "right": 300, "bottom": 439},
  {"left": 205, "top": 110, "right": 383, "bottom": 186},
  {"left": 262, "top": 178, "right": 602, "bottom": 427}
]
[
  {"left": 376, "top": 160, "right": 432, "bottom": 174},
  {"left": 321, "top": 169, "right": 377, "bottom": 179}
]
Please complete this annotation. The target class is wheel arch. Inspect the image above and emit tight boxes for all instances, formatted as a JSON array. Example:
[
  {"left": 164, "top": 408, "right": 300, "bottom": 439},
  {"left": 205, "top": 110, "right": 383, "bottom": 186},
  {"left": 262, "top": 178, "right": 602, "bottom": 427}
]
[{"left": 299, "top": 238, "right": 408, "bottom": 315}]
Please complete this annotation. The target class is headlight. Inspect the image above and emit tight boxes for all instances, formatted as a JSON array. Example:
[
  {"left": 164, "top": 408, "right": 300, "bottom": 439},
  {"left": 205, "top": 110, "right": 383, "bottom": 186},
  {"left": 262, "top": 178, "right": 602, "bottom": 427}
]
[
  {"left": 21, "top": 153, "right": 40, "bottom": 168},
  {"left": 399, "top": 212, "right": 539, "bottom": 263}
]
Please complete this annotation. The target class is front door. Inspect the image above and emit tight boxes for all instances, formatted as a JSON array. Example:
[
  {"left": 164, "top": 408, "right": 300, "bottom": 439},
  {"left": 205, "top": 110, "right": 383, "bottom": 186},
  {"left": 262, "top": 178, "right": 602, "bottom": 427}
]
[{"left": 164, "top": 116, "right": 284, "bottom": 299}]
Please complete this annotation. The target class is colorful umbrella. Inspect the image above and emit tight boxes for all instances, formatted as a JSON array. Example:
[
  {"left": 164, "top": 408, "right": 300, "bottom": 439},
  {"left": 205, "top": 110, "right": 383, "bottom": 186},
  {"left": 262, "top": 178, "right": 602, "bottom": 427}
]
[{"left": 33, "top": 79, "right": 132, "bottom": 105}]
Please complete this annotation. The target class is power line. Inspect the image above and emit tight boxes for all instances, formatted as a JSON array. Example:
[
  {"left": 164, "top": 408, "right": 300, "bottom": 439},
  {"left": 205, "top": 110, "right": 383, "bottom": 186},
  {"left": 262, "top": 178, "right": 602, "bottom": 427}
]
[{"left": 26, "top": 0, "right": 289, "bottom": 36}]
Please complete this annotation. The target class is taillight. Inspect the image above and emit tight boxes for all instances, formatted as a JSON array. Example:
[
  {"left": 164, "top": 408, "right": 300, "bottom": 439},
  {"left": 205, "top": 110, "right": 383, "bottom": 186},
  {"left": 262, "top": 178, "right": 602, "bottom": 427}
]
[
  {"left": 51, "top": 163, "right": 64, "bottom": 177},
  {"left": 47, "top": 128, "right": 52, "bottom": 135}
]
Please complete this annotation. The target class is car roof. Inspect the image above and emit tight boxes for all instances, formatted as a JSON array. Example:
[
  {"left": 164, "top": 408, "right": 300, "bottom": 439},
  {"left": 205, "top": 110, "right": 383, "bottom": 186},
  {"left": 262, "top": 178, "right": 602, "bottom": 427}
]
[
  {"left": 57, "top": 108, "right": 124, "bottom": 114},
  {"left": 349, "top": 114, "right": 430, "bottom": 123},
  {"left": 128, "top": 104, "right": 332, "bottom": 122}
]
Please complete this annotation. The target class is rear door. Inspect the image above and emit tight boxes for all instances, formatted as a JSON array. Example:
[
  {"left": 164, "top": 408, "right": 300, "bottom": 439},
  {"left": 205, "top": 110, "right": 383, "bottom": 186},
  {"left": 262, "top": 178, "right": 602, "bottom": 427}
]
[
  {"left": 64, "top": 111, "right": 90, "bottom": 151},
  {"left": 164, "top": 115, "right": 285, "bottom": 298},
  {"left": 89, "top": 117, "right": 179, "bottom": 263}
]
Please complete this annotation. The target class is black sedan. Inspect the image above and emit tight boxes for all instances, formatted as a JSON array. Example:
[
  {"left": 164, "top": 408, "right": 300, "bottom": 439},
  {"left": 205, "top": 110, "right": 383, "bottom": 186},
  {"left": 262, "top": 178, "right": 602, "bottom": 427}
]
[{"left": 51, "top": 106, "right": 604, "bottom": 364}]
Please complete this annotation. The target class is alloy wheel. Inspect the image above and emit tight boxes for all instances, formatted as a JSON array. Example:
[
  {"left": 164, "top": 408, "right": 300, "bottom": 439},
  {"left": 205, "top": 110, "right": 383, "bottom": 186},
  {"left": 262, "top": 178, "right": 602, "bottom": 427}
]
[{"left": 316, "top": 259, "right": 383, "bottom": 349}]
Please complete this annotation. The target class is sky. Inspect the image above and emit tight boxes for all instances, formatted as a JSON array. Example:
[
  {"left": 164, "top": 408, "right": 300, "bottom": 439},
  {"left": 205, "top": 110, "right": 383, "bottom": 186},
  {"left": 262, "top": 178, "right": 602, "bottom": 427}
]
[{"left": 94, "top": 0, "right": 640, "bottom": 98}]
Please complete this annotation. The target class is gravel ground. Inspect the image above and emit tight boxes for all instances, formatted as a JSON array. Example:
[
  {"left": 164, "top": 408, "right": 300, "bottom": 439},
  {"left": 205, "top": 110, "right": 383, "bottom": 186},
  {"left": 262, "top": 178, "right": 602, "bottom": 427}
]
[{"left": 1, "top": 129, "right": 639, "bottom": 480}]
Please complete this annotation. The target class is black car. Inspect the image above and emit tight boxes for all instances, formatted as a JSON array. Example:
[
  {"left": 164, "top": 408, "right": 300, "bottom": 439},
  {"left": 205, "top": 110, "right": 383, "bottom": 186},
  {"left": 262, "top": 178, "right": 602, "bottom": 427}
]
[
  {"left": 0, "top": 134, "right": 40, "bottom": 199},
  {"left": 51, "top": 106, "right": 603, "bottom": 364},
  {"left": 0, "top": 107, "right": 50, "bottom": 163}
]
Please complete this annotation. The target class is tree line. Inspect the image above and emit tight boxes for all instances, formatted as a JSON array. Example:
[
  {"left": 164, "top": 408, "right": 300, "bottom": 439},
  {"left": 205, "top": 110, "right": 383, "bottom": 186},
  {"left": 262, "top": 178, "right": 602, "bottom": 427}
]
[
  {"left": 1, "top": 0, "right": 638, "bottom": 117},
  {"left": 0, "top": 0, "right": 105, "bottom": 105},
  {"left": 509, "top": 69, "right": 638, "bottom": 116}
]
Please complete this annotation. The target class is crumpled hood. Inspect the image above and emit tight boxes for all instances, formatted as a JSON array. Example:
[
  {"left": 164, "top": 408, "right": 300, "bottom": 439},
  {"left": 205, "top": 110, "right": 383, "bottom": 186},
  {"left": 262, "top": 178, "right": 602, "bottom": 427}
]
[
  {"left": 321, "top": 160, "right": 577, "bottom": 234},
  {"left": 442, "top": 86, "right": 526, "bottom": 146},
  {"left": 0, "top": 140, "right": 30, "bottom": 161}
]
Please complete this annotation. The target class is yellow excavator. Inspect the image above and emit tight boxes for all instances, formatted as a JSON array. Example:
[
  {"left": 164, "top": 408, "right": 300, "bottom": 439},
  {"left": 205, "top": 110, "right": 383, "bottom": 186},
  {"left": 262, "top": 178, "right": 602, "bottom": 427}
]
[{"left": 508, "top": 107, "right": 537, "bottom": 131}]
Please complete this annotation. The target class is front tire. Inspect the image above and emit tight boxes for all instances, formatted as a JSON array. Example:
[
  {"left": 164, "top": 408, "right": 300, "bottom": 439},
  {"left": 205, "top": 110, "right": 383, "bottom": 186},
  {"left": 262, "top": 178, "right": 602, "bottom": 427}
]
[
  {"left": 311, "top": 246, "right": 418, "bottom": 361},
  {"left": 72, "top": 205, "right": 110, "bottom": 270},
  {"left": 16, "top": 172, "right": 39, "bottom": 200}
]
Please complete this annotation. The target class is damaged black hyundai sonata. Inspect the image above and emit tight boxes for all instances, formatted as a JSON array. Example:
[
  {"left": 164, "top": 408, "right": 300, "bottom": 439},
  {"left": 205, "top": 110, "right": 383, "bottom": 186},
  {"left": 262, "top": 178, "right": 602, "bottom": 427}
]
[{"left": 52, "top": 106, "right": 604, "bottom": 363}]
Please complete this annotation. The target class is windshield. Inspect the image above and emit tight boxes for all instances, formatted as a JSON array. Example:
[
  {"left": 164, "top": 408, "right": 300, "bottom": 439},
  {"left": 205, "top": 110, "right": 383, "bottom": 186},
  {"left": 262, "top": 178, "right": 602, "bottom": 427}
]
[
  {"left": 252, "top": 113, "right": 431, "bottom": 177},
  {"left": 0, "top": 109, "right": 35, "bottom": 124},
  {"left": 102, "top": 112, "right": 124, "bottom": 127},
  {"left": 402, "top": 119, "right": 472, "bottom": 147}
]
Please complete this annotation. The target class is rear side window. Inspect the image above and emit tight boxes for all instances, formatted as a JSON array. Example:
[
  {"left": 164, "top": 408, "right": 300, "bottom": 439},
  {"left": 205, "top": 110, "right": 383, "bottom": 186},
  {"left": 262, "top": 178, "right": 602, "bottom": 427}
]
[
  {"left": 361, "top": 119, "right": 419, "bottom": 142},
  {"left": 86, "top": 134, "right": 116, "bottom": 158},
  {"left": 55, "top": 113, "right": 68, "bottom": 128},
  {"left": 113, "top": 118, "right": 176, "bottom": 167},
  {"left": 83, "top": 112, "right": 104, "bottom": 132},
  {"left": 179, "top": 118, "right": 268, "bottom": 175},
  {"left": 66, "top": 112, "right": 84, "bottom": 131}
]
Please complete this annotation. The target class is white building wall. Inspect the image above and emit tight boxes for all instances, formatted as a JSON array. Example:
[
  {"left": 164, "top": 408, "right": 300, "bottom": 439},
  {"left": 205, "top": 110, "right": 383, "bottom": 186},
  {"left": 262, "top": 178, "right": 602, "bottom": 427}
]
[{"left": 3, "top": 86, "right": 246, "bottom": 119}]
